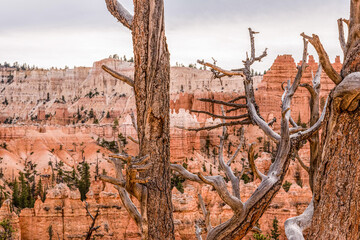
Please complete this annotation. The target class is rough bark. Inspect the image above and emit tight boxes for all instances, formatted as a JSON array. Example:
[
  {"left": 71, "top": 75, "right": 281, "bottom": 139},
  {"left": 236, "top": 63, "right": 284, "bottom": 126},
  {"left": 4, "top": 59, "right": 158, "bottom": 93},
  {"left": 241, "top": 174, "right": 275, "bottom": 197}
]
[
  {"left": 132, "top": 1, "right": 175, "bottom": 239},
  {"left": 300, "top": 64, "right": 321, "bottom": 191},
  {"left": 103, "top": 0, "right": 174, "bottom": 239},
  {"left": 306, "top": 1, "right": 360, "bottom": 238},
  {"left": 342, "top": 0, "right": 360, "bottom": 78},
  {"left": 309, "top": 89, "right": 360, "bottom": 238}
]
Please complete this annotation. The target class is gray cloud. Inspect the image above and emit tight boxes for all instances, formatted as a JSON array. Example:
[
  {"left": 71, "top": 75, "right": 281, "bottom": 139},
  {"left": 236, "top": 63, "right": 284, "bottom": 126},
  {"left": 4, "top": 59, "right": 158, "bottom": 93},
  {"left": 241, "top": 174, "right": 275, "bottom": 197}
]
[{"left": 0, "top": 0, "right": 350, "bottom": 71}]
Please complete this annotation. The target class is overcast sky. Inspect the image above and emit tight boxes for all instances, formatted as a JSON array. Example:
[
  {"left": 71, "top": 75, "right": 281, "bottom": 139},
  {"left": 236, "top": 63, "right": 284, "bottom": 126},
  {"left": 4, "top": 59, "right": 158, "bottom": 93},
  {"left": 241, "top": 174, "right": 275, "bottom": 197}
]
[{"left": 0, "top": 0, "right": 350, "bottom": 71}]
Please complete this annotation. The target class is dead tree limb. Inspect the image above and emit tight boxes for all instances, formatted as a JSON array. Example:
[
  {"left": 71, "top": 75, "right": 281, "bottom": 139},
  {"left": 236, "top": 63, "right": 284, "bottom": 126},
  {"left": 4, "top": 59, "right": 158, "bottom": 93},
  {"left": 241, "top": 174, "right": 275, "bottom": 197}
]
[
  {"left": 285, "top": 199, "right": 314, "bottom": 240},
  {"left": 175, "top": 119, "right": 251, "bottom": 132},
  {"left": 338, "top": 18, "right": 347, "bottom": 54},
  {"left": 190, "top": 109, "right": 249, "bottom": 120},
  {"left": 197, "top": 60, "right": 245, "bottom": 77},
  {"left": 295, "top": 154, "right": 310, "bottom": 173},
  {"left": 173, "top": 29, "right": 321, "bottom": 239},
  {"left": 301, "top": 33, "right": 342, "bottom": 85},
  {"left": 198, "top": 194, "right": 212, "bottom": 232},
  {"left": 84, "top": 202, "right": 101, "bottom": 240},
  {"left": 102, "top": 65, "right": 135, "bottom": 87},
  {"left": 248, "top": 143, "right": 265, "bottom": 181},
  {"left": 105, "top": 0, "right": 133, "bottom": 30}
]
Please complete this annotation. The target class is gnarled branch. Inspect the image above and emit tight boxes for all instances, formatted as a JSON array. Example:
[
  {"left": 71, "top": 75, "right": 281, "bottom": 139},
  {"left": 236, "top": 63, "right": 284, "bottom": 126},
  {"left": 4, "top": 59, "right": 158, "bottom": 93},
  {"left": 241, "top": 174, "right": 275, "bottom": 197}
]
[
  {"left": 248, "top": 144, "right": 266, "bottom": 181},
  {"left": 338, "top": 18, "right": 348, "bottom": 54},
  {"left": 301, "top": 33, "right": 342, "bottom": 85},
  {"left": 105, "top": 0, "right": 133, "bottom": 30},
  {"left": 285, "top": 199, "right": 314, "bottom": 240}
]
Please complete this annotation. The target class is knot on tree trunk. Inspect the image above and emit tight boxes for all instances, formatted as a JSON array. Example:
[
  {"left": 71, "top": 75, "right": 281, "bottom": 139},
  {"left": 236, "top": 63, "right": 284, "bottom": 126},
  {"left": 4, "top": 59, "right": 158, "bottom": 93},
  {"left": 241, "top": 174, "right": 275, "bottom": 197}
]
[{"left": 333, "top": 72, "right": 360, "bottom": 111}]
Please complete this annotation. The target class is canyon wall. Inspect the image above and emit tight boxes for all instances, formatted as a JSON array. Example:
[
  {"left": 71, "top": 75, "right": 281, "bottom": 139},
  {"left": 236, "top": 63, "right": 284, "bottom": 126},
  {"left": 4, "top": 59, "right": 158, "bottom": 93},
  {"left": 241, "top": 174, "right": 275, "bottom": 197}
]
[{"left": 0, "top": 55, "right": 341, "bottom": 239}]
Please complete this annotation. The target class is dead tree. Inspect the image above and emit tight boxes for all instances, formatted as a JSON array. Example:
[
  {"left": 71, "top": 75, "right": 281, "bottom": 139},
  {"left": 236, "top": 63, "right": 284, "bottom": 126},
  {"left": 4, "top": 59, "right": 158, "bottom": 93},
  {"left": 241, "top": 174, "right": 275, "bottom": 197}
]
[
  {"left": 100, "top": 0, "right": 174, "bottom": 239},
  {"left": 172, "top": 28, "right": 328, "bottom": 239},
  {"left": 286, "top": 1, "right": 360, "bottom": 239},
  {"left": 84, "top": 202, "right": 101, "bottom": 240}
]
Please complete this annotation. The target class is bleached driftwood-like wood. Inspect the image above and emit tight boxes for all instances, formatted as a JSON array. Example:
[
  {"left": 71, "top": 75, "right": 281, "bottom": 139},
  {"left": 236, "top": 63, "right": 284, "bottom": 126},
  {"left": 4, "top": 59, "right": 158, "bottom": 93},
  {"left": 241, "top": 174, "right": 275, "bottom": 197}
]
[
  {"left": 301, "top": 33, "right": 342, "bottom": 85},
  {"left": 102, "top": 65, "right": 135, "bottom": 87},
  {"left": 285, "top": 199, "right": 314, "bottom": 240},
  {"left": 105, "top": 0, "right": 133, "bottom": 30}
]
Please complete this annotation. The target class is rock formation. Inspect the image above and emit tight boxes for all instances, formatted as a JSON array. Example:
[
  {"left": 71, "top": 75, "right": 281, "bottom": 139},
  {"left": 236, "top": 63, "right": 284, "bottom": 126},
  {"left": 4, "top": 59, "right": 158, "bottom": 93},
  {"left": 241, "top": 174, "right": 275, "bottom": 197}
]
[{"left": 0, "top": 55, "right": 341, "bottom": 239}]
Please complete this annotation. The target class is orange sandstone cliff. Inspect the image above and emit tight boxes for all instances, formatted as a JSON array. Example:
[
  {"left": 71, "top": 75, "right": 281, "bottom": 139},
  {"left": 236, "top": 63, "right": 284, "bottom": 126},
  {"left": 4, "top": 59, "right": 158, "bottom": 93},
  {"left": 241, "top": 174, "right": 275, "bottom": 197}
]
[{"left": 0, "top": 55, "right": 341, "bottom": 239}]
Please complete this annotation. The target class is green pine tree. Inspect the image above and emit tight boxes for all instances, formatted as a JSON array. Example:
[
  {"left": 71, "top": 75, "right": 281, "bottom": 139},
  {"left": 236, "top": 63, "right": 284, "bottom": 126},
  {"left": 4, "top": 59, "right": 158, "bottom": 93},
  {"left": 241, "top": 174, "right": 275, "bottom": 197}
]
[
  {"left": 77, "top": 162, "right": 91, "bottom": 201},
  {"left": 270, "top": 217, "right": 280, "bottom": 240},
  {"left": 36, "top": 178, "right": 46, "bottom": 202},
  {"left": 12, "top": 178, "right": 20, "bottom": 208}
]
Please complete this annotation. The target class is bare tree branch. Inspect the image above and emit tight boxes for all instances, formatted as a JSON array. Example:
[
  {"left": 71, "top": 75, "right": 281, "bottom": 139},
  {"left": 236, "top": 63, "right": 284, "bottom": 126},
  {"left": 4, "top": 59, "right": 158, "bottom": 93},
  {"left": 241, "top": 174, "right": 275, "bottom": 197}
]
[
  {"left": 247, "top": 144, "right": 266, "bottom": 181},
  {"left": 338, "top": 18, "right": 348, "bottom": 54},
  {"left": 102, "top": 65, "right": 135, "bottom": 87},
  {"left": 197, "top": 60, "right": 245, "bottom": 77},
  {"left": 130, "top": 110, "right": 138, "bottom": 132},
  {"left": 299, "top": 83, "right": 316, "bottom": 98},
  {"left": 218, "top": 106, "right": 241, "bottom": 199},
  {"left": 197, "top": 98, "right": 247, "bottom": 108},
  {"left": 191, "top": 109, "right": 249, "bottom": 120},
  {"left": 198, "top": 194, "right": 212, "bottom": 232},
  {"left": 267, "top": 117, "right": 277, "bottom": 127},
  {"left": 128, "top": 136, "right": 139, "bottom": 144},
  {"left": 291, "top": 96, "right": 329, "bottom": 142},
  {"left": 84, "top": 202, "right": 101, "bottom": 240},
  {"left": 195, "top": 223, "right": 203, "bottom": 240},
  {"left": 228, "top": 96, "right": 247, "bottom": 103},
  {"left": 248, "top": 28, "right": 268, "bottom": 64},
  {"left": 171, "top": 163, "right": 243, "bottom": 211},
  {"left": 301, "top": 33, "right": 342, "bottom": 84},
  {"left": 170, "top": 164, "right": 202, "bottom": 183},
  {"left": 197, "top": 172, "right": 243, "bottom": 211},
  {"left": 285, "top": 199, "right": 314, "bottom": 240},
  {"left": 289, "top": 116, "right": 298, "bottom": 128},
  {"left": 99, "top": 175, "right": 126, "bottom": 187},
  {"left": 227, "top": 128, "right": 245, "bottom": 166},
  {"left": 105, "top": 0, "right": 133, "bottom": 30},
  {"left": 295, "top": 154, "right": 310, "bottom": 173},
  {"left": 175, "top": 119, "right": 251, "bottom": 132}
]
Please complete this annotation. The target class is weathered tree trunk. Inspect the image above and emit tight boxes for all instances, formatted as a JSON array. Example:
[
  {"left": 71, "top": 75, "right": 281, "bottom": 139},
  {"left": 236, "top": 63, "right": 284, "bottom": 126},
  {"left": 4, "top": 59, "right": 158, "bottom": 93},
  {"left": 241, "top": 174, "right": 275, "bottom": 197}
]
[
  {"left": 309, "top": 100, "right": 360, "bottom": 238},
  {"left": 132, "top": 1, "right": 175, "bottom": 239},
  {"left": 341, "top": 0, "right": 360, "bottom": 78},
  {"left": 308, "top": 1, "right": 360, "bottom": 238}
]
